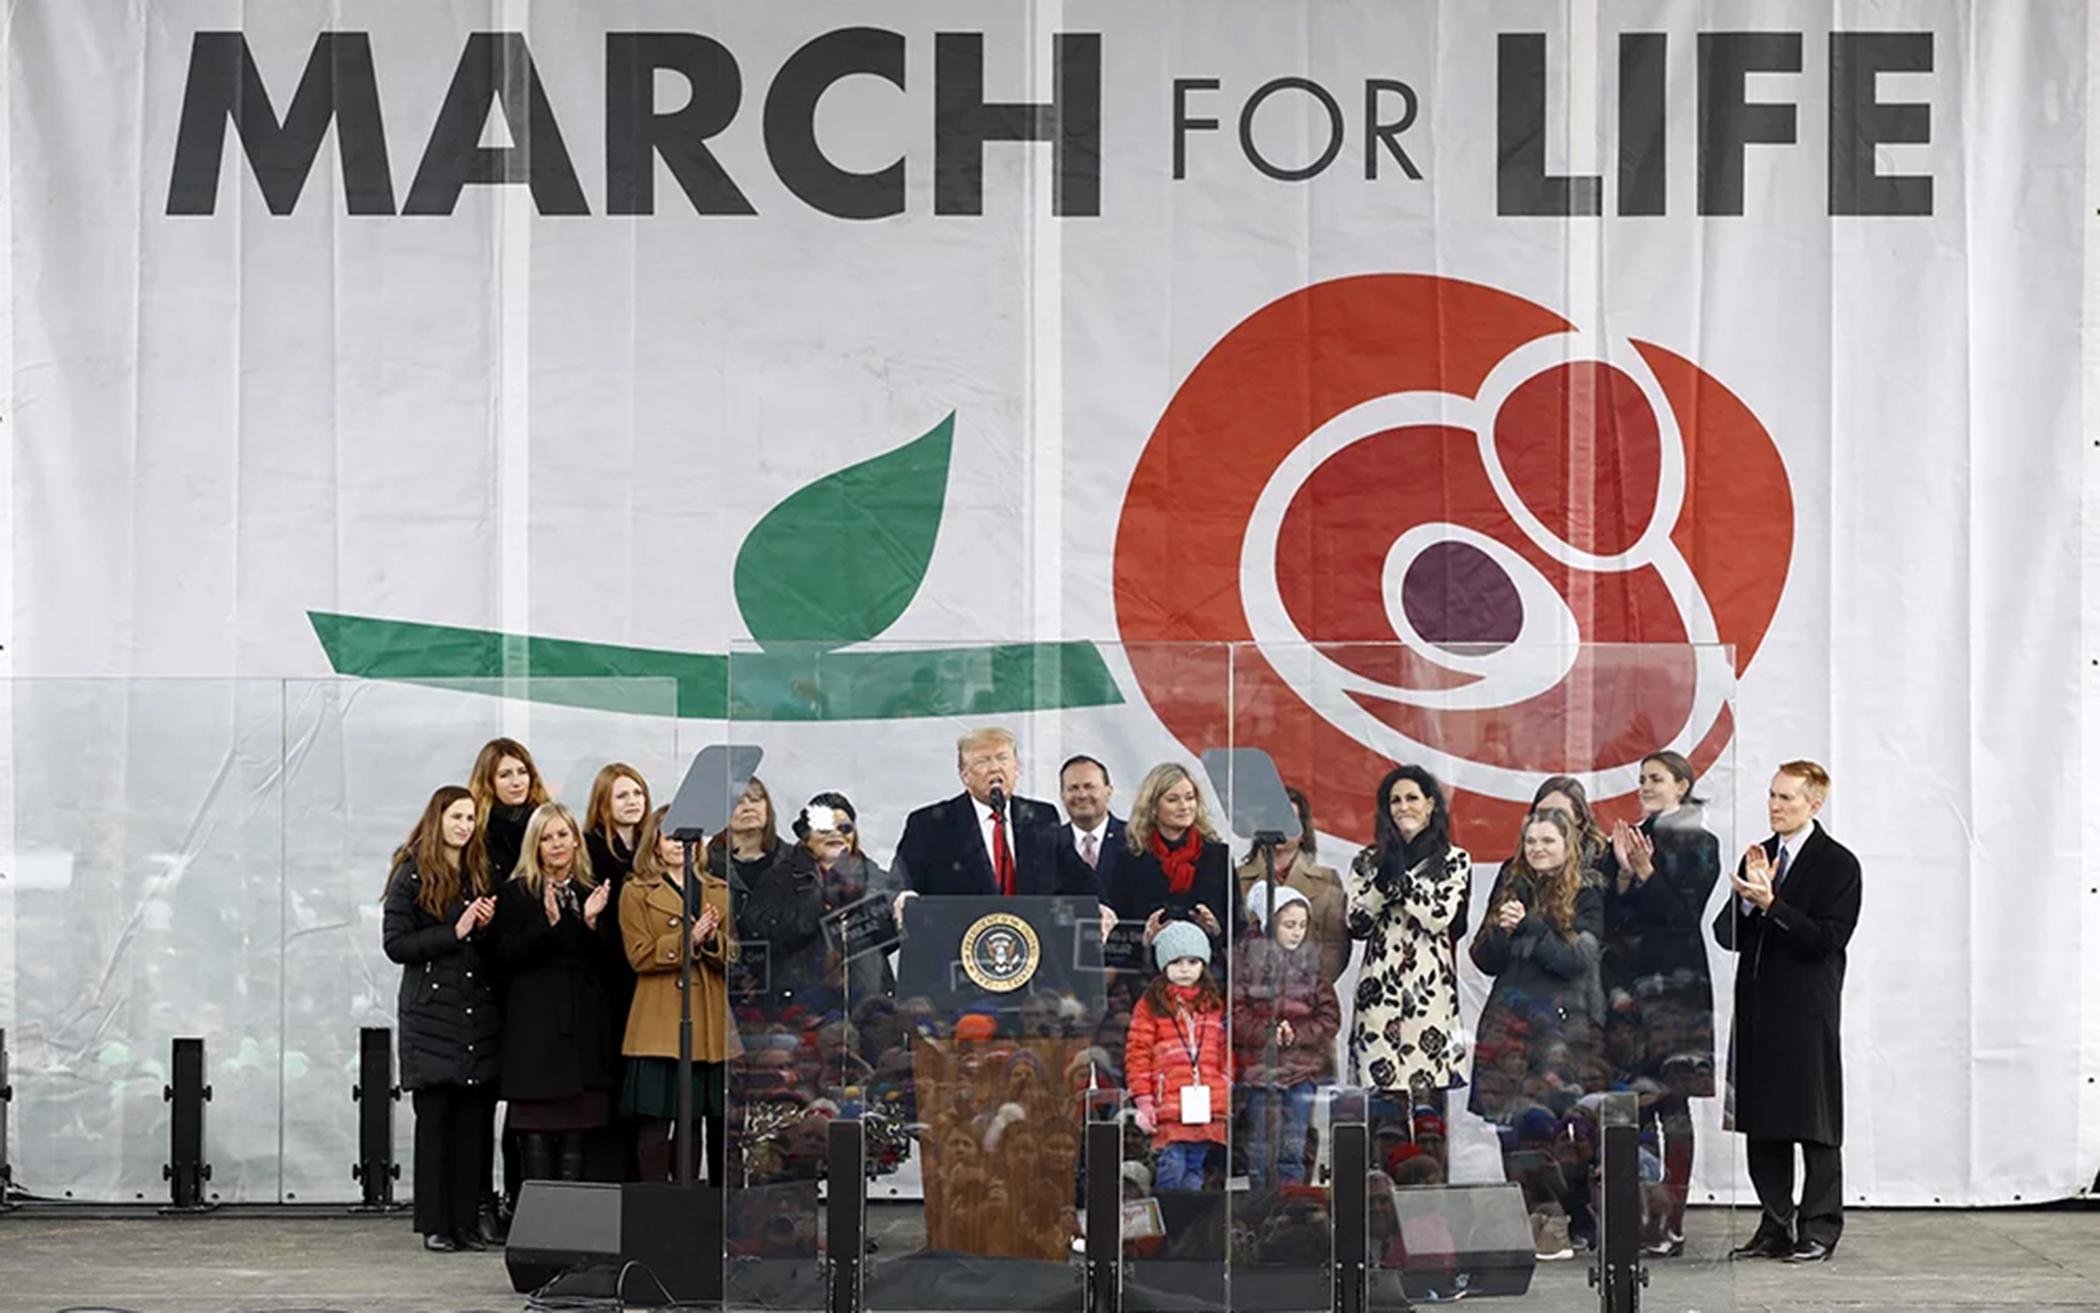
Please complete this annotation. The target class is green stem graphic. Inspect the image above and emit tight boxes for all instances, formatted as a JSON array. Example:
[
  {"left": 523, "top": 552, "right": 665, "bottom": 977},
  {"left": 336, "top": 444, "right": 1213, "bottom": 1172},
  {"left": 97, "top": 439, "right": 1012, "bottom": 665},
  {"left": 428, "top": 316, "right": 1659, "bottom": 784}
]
[{"left": 308, "top": 611, "right": 1124, "bottom": 721}]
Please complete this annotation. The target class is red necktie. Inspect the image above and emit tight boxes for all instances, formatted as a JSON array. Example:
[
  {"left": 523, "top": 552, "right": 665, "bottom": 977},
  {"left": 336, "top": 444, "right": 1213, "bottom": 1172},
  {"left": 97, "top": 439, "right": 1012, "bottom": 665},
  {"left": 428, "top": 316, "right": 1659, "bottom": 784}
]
[{"left": 993, "top": 811, "right": 1016, "bottom": 896}]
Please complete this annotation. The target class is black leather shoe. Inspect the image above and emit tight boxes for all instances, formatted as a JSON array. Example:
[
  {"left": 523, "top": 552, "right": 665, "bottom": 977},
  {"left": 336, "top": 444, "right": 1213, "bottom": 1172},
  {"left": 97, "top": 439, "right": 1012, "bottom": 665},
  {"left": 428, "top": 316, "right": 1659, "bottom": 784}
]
[
  {"left": 1784, "top": 1239, "right": 1835, "bottom": 1263},
  {"left": 1728, "top": 1235, "right": 1792, "bottom": 1260},
  {"left": 452, "top": 1231, "right": 488, "bottom": 1252},
  {"left": 422, "top": 1234, "right": 459, "bottom": 1253}
]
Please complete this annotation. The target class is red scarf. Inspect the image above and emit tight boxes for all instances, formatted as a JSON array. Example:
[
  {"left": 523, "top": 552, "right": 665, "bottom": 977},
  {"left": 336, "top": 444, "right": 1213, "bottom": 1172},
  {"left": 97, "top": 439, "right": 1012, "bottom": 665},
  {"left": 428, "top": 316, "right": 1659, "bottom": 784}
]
[{"left": 1151, "top": 828, "right": 1204, "bottom": 895}]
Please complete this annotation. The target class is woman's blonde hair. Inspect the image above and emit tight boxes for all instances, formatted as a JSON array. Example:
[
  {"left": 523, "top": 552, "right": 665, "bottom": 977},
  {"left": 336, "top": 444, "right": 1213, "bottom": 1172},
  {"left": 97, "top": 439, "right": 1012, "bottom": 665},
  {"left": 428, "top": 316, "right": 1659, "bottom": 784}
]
[
  {"left": 1125, "top": 762, "right": 1222, "bottom": 854},
  {"left": 514, "top": 802, "right": 595, "bottom": 896}
]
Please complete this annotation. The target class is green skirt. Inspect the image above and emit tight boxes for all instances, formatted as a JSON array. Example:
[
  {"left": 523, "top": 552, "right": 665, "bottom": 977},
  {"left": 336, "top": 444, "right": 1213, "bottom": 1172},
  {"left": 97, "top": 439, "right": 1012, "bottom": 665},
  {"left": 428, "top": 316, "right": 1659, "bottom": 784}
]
[{"left": 620, "top": 1057, "right": 726, "bottom": 1121}]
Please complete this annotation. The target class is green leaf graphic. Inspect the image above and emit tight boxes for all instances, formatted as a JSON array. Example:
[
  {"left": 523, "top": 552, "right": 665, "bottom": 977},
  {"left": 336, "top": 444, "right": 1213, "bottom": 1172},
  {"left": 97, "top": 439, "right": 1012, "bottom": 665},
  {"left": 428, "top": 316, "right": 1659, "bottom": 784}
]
[{"left": 735, "top": 412, "right": 955, "bottom": 652}]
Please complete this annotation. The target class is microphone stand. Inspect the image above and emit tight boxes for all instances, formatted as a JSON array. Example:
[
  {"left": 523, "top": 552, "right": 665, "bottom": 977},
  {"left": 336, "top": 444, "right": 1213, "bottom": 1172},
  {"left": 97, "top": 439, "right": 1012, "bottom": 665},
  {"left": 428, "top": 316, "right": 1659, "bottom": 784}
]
[
  {"left": 676, "top": 836, "right": 700, "bottom": 1185},
  {"left": 988, "top": 786, "right": 1009, "bottom": 890},
  {"left": 1254, "top": 830, "right": 1284, "bottom": 1196}
]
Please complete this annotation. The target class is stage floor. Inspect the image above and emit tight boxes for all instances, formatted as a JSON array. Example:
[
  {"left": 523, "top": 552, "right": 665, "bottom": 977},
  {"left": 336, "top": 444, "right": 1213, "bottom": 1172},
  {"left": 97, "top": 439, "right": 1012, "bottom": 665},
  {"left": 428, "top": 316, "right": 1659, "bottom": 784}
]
[{"left": 0, "top": 1206, "right": 2094, "bottom": 1313}]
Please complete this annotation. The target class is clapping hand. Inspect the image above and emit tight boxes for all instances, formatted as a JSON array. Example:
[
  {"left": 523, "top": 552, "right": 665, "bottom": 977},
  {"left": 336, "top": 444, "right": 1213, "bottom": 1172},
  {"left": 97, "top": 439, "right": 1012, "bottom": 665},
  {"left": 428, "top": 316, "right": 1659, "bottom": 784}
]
[
  {"left": 694, "top": 902, "right": 722, "bottom": 944},
  {"left": 454, "top": 896, "right": 495, "bottom": 940},
  {"left": 1495, "top": 899, "right": 1525, "bottom": 932},
  {"left": 582, "top": 880, "right": 611, "bottom": 929},
  {"left": 1098, "top": 905, "right": 1118, "bottom": 943},
  {"left": 1192, "top": 903, "right": 1222, "bottom": 937},
  {"left": 1143, "top": 908, "right": 1168, "bottom": 946},
  {"left": 1277, "top": 1019, "right": 1295, "bottom": 1047},
  {"left": 1611, "top": 821, "right": 1656, "bottom": 881},
  {"left": 1732, "top": 844, "right": 1776, "bottom": 910},
  {"left": 542, "top": 879, "right": 563, "bottom": 927}
]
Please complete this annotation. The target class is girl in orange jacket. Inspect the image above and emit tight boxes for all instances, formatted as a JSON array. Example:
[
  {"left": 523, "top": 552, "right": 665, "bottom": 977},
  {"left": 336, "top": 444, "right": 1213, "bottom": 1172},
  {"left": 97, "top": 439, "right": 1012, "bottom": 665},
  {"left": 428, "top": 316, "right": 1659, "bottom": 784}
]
[{"left": 1125, "top": 921, "right": 1230, "bottom": 1191}]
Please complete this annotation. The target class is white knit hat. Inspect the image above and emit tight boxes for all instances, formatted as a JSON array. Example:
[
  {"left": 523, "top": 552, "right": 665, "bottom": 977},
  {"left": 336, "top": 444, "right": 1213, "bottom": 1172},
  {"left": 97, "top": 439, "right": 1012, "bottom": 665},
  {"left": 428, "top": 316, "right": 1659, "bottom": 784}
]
[{"left": 1244, "top": 881, "right": 1312, "bottom": 933}]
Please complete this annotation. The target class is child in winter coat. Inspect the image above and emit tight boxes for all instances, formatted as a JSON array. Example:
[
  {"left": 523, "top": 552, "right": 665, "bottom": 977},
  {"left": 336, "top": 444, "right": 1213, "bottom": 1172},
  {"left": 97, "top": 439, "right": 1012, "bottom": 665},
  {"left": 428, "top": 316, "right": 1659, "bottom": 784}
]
[
  {"left": 1232, "top": 882, "right": 1341, "bottom": 1188},
  {"left": 1125, "top": 921, "right": 1231, "bottom": 1191}
]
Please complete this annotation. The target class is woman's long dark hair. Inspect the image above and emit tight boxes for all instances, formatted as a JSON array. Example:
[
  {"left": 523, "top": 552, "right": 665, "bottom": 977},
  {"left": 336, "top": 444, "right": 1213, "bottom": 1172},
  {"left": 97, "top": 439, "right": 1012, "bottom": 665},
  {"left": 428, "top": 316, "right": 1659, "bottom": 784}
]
[
  {"left": 1372, "top": 765, "right": 1452, "bottom": 864},
  {"left": 385, "top": 785, "right": 489, "bottom": 918},
  {"left": 1642, "top": 751, "right": 1706, "bottom": 809}
]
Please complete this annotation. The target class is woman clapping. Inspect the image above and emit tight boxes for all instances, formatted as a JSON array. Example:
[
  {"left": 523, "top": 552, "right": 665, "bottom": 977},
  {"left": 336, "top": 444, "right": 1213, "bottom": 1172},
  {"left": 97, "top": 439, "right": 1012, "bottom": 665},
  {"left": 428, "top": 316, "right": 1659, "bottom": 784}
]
[
  {"left": 382, "top": 786, "right": 500, "bottom": 1252},
  {"left": 493, "top": 803, "right": 618, "bottom": 1185},
  {"left": 1598, "top": 751, "right": 1721, "bottom": 1255},
  {"left": 619, "top": 806, "right": 739, "bottom": 1183}
]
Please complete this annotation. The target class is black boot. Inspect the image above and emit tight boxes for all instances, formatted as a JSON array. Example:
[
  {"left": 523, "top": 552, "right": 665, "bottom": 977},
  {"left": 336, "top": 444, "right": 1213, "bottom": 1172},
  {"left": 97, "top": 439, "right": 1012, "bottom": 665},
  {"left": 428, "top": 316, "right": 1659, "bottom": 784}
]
[
  {"left": 556, "top": 1132, "right": 587, "bottom": 1182},
  {"left": 637, "top": 1122, "right": 675, "bottom": 1183},
  {"left": 519, "top": 1132, "right": 557, "bottom": 1186}
]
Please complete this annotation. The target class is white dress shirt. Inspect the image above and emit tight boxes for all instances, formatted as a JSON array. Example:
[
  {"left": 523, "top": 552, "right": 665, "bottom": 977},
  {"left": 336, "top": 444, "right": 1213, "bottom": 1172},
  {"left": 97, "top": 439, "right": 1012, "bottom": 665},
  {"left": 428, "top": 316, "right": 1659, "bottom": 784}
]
[
  {"left": 1071, "top": 819, "right": 1110, "bottom": 865},
  {"left": 973, "top": 796, "right": 1005, "bottom": 875}
]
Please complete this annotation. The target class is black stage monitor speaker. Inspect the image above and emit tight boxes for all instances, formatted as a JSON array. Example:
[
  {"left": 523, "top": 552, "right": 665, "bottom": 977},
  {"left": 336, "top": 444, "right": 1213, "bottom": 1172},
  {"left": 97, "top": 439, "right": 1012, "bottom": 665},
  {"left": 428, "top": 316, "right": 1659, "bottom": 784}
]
[
  {"left": 1382, "top": 1181, "right": 1535, "bottom": 1301},
  {"left": 505, "top": 1181, "right": 723, "bottom": 1304}
]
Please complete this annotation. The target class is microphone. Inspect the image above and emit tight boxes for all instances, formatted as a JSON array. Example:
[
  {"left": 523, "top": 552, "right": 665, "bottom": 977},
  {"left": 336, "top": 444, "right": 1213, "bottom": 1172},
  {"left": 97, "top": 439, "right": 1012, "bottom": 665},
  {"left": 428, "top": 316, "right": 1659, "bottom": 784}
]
[{"left": 988, "top": 785, "right": 1008, "bottom": 819}]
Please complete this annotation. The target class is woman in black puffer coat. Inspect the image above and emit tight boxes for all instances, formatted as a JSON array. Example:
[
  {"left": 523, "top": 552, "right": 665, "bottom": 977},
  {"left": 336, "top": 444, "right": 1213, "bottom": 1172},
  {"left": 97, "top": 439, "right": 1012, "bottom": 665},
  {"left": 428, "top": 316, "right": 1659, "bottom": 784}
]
[{"left": 382, "top": 785, "right": 502, "bottom": 1253}]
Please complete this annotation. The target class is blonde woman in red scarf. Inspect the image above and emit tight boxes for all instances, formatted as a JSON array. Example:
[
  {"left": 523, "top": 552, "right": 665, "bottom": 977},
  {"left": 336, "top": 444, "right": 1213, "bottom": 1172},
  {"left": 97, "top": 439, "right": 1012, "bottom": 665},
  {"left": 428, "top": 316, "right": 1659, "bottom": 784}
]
[{"left": 1108, "top": 762, "right": 1243, "bottom": 990}]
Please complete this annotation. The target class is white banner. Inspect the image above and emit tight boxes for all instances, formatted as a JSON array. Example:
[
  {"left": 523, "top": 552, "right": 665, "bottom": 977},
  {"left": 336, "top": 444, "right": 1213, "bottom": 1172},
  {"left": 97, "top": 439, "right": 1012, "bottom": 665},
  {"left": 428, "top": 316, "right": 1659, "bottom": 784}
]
[{"left": 2, "top": 0, "right": 2092, "bottom": 1207}]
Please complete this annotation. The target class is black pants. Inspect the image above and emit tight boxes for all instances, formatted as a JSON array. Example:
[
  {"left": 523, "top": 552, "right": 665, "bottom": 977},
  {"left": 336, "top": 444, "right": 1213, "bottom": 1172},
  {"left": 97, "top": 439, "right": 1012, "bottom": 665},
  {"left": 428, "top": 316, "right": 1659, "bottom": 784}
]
[
  {"left": 412, "top": 1085, "right": 496, "bottom": 1239},
  {"left": 1745, "top": 1137, "right": 1843, "bottom": 1246}
]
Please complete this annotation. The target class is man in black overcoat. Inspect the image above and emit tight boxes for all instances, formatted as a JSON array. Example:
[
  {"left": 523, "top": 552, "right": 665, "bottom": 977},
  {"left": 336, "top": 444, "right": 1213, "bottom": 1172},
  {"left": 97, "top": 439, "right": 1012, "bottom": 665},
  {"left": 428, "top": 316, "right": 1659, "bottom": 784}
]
[{"left": 1713, "top": 760, "right": 1862, "bottom": 1263}]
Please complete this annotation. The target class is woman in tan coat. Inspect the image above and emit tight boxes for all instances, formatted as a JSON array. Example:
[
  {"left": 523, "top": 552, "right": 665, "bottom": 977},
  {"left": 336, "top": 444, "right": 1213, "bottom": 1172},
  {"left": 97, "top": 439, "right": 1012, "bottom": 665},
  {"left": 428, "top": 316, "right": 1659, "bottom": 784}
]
[{"left": 620, "top": 805, "right": 740, "bottom": 1183}]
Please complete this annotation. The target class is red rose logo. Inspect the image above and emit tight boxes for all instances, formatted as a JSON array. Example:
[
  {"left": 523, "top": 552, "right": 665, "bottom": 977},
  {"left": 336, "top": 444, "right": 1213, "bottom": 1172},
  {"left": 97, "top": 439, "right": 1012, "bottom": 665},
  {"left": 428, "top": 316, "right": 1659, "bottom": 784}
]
[{"left": 1113, "top": 274, "right": 1792, "bottom": 853}]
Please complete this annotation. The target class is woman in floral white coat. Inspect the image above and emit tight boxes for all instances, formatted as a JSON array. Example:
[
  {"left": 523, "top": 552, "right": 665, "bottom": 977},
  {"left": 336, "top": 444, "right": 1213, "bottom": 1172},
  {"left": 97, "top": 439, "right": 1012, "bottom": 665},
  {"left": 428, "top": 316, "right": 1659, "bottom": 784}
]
[{"left": 1347, "top": 765, "right": 1471, "bottom": 1103}]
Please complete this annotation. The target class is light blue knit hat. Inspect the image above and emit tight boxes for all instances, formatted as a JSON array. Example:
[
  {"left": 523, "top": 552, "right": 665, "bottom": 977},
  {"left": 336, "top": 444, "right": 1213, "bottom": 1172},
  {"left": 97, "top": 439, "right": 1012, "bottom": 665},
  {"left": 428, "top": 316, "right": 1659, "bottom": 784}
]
[{"left": 1152, "top": 919, "right": 1212, "bottom": 971}]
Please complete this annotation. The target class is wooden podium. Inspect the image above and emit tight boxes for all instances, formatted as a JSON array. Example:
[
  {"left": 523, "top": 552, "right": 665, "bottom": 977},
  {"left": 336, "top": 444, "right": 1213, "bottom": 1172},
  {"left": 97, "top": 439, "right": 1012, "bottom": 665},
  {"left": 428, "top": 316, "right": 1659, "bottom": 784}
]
[{"left": 896, "top": 896, "right": 1105, "bottom": 1261}]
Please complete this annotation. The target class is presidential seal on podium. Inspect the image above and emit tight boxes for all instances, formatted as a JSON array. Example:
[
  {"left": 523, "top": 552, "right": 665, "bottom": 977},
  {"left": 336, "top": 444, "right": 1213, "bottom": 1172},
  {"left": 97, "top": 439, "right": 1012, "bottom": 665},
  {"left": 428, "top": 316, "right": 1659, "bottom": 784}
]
[{"left": 959, "top": 912, "right": 1040, "bottom": 993}]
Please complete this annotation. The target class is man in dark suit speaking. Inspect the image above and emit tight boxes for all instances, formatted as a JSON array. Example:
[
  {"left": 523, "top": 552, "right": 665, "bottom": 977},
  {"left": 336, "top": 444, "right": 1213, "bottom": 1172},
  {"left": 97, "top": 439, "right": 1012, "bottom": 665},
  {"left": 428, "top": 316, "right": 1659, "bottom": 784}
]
[
  {"left": 891, "top": 727, "right": 1113, "bottom": 937},
  {"left": 1714, "top": 760, "right": 1863, "bottom": 1265}
]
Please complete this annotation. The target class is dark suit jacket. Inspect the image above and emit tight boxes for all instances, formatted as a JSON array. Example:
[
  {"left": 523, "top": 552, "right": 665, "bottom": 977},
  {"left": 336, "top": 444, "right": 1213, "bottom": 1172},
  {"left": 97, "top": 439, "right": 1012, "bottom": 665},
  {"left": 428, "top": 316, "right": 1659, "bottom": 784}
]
[
  {"left": 1712, "top": 821, "right": 1861, "bottom": 1145},
  {"left": 894, "top": 792, "right": 1092, "bottom": 897},
  {"left": 1057, "top": 815, "right": 1123, "bottom": 899}
]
